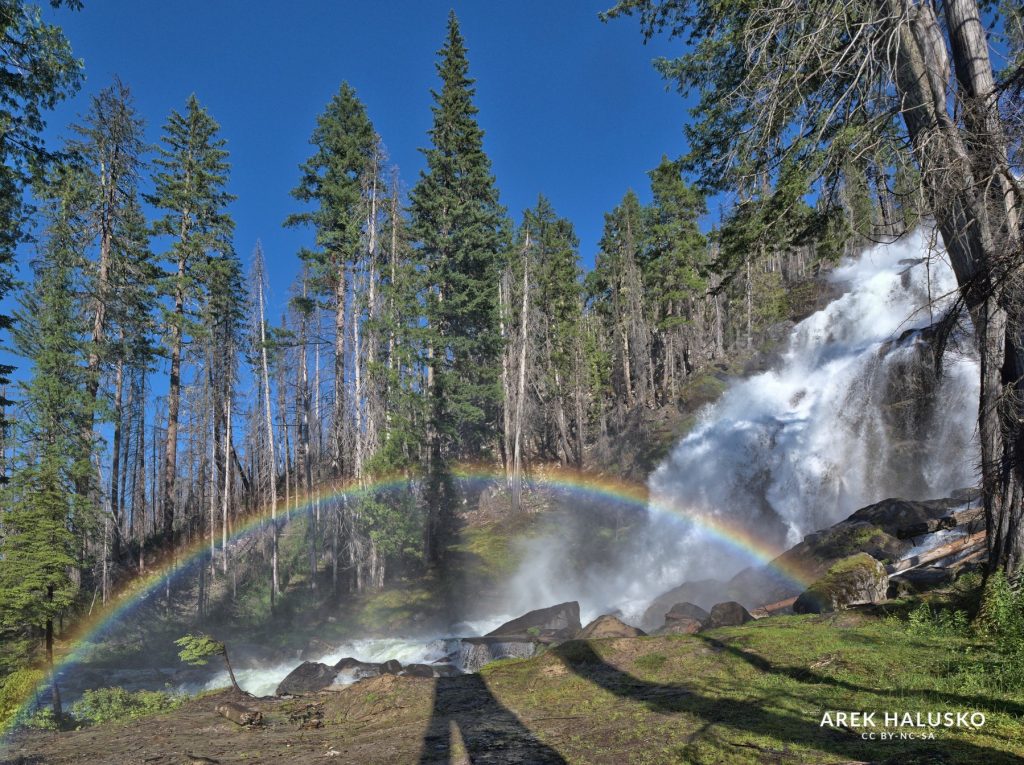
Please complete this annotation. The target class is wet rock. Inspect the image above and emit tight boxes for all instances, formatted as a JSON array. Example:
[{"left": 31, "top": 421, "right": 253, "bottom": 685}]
[
  {"left": 703, "top": 601, "right": 754, "bottom": 629},
  {"left": 458, "top": 637, "right": 538, "bottom": 672},
  {"left": 380, "top": 659, "right": 403, "bottom": 675},
  {"left": 334, "top": 657, "right": 378, "bottom": 673},
  {"left": 846, "top": 497, "right": 967, "bottom": 537},
  {"left": 486, "top": 601, "right": 581, "bottom": 640},
  {"left": 276, "top": 661, "right": 339, "bottom": 696},
  {"left": 887, "top": 566, "right": 954, "bottom": 598},
  {"left": 794, "top": 553, "right": 888, "bottom": 614},
  {"left": 578, "top": 615, "right": 646, "bottom": 639},
  {"left": 400, "top": 663, "right": 437, "bottom": 678},
  {"left": 664, "top": 602, "right": 709, "bottom": 625}
]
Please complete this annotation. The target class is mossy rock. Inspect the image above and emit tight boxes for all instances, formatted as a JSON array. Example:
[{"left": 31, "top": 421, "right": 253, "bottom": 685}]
[{"left": 793, "top": 553, "right": 888, "bottom": 614}]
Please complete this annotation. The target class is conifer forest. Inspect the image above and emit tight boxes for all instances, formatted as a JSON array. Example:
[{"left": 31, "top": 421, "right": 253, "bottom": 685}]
[{"left": 1, "top": 2, "right": 1023, "bottom": 763}]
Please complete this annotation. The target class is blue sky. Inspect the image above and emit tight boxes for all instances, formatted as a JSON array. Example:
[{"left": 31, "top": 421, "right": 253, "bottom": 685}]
[{"left": 39, "top": 0, "right": 696, "bottom": 318}]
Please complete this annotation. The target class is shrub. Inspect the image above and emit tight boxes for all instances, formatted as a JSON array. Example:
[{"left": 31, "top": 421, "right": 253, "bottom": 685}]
[
  {"left": 905, "top": 603, "right": 968, "bottom": 637},
  {"left": 0, "top": 667, "right": 44, "bottom": 730},
  {"left": 71, "top": 687, "right": 184, "bottom": 726},
  {"left": 975, "top": 570, "right": 1024, "bottom": 640}
]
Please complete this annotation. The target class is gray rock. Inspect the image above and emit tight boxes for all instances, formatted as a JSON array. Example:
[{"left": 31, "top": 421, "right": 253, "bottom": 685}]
[
  {"left": 653, "top": 618, "right": 703, "bottom": 636},
  {"left": 276, "top": 661, "right": 339, "bottom": 695},
  {"left": 458, "top": 637, "right": 538, "bottom": 673},
  {"left": 577, "top": 615, "right": 646, "bottom": 639},
  {"left": 664, "top": 602, "right": 710, "bottom": 625},
  {"left": 794, "top": 553, "right": 889, "bottom": 614},
  {"left": 400, "top": 663, "right": 437, "bottom": 678},
  {"left": 887, "top": 566, "right": 954, "bottom": 598},
  {"left": 486, "top": 601, "right": 581, "bottom": 640},
  {"left": 703, "top": 602, "right": 754, "bottom": 629}
]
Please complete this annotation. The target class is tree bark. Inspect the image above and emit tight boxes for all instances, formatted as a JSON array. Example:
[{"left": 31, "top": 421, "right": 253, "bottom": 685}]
[{"left": 887, "top": 0, "right": 1024, "bottom": 576}]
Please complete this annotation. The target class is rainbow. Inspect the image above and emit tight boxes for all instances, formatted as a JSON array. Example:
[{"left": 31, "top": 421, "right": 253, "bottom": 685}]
[{"left": 1, "top": 463, "right": 813, "bottom": 735}]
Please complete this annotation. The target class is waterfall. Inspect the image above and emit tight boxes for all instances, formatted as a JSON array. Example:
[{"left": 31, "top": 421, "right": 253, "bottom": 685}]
[{"left": 502, "top": 231, "right": 980, "bottom": 625}]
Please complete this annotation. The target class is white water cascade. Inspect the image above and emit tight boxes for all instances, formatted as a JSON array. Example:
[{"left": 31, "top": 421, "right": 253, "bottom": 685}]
[{"left": 501, "top": 231, "right": 980, "bottom": 625}]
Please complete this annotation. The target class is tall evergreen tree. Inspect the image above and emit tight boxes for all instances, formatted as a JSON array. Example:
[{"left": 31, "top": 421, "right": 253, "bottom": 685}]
[
  {"left": 409, "top": 11, "right": 509, "bottom": 563},
  {"left": 286, "top": 82, "right": 377, "bottom": 480},
  {"left": 147, "top": 95, "right": 234, "bottom": 550},
  {"left": 588, "top": 190, "right": 651, "bottom": 412},
  {"left": 0, "top": 0, "right": 82, "bottom": 480},
  {"left": 0, "top": 166, "right": 94, "bottom": 717},
  {"left": 646, "top": 157, "right": 707, "bottom": 394}
]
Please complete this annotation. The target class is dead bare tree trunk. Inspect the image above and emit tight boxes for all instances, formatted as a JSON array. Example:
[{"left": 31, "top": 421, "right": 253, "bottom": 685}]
[
  {"left": 255, "top": 250, "right": 279, "bottom": 601},
  {"left": 511, "top": 234, "right": 531, "bottom": 512},
  {"left": 886, "top": 0, "right": 1024, "bottom": 575}
]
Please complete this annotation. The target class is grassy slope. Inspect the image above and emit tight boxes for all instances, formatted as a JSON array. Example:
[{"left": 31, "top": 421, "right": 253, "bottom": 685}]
[{"left": 6, "top": 605, "right": 1022, "bottom": 764}]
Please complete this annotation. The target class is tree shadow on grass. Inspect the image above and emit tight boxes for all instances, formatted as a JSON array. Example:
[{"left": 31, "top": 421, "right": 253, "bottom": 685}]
[
  {"left": 553, "top": 640, "right": 1021, "bottom": 764},
  {"left": 418, "top": 674, "right": 566, "bottom": 764},
  {"left": 697, "top": 634, "right": 1024, "bottom": 718}
]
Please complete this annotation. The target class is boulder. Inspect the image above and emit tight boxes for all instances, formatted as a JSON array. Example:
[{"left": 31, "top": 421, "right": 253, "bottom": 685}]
[
  {"left": 664, "top": 602, "right": 709, "bottom": 625},
  {"left": 887, "top": 566, "right": 954, "bottom": 598},
  {"left": 400, "top": 663, "right": 436, "bottom": 678},
  {"left": 486, "top": 601, "right": 581, "bottom": 640},
  {"left": 332, "top": 657, "right": 383, "bottom": 682},
  {"left": 276, "top": 661, "right": 339, "bottom": 696},
  {"left": 641, "top": 579, "right": 731, "bottom": 630},
  {"left": 703, "top": 601, "right": 754, "bottom": 629},
  {"left": 577, "top": 615, "right": 646, "bottom": 639},
  {"left": 653, "top": 618, "right": 703, "bottom": 636},
  {"left": 793, "top": 553, "right": 888, "bottom": 614},
  {"left": 380, "top": 659, "right": 403, "bottom": 675},
  {"left": 847, "top": 497, "right": 969, "bottom": 536},
  {"left": 458, "top": 637, "right": 539, "bottom": 673},
  {"left": 333, "top": 657, "right": 379, "bottom": 673}
]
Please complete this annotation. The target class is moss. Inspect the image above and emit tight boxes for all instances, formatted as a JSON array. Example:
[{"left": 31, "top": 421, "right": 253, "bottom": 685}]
[{"left": 800, "top": 553, "right": 887, "bottom": 612}]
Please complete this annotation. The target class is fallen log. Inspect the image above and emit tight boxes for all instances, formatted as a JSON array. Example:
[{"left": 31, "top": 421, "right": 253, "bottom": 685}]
[
  {"left": 216, "top": 701, "right": 263, "bottom": 727},
  {"left": 896, "top": 507, "right": 984, "bottom": 539},
  {"left": 886, "top": 531, "right": 986, "bottom": 576},
  {"left": 750, "top": 596, "right": 797, "bottom": 618}
]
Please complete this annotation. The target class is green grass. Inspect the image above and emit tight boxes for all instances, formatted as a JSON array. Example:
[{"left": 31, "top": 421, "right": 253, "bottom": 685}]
[{"left": 474, "top": 598, "right": 1024, "bottom": 764}]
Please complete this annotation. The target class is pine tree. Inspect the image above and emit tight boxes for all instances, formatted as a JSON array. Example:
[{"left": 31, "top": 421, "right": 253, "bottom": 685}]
[
  {"left": 588, "top": 190, "right": 651, "bottom": 413},
  {"left": 0, "top": 166, "right": 94, "bottom": 718},
  {"left": 646, "top": 157, "right": 707, "bottom": 395},
  {"left": 147, "top": 95, "right": 235, "bottom": 550},
  {"left": 0, "top": 1, "right": 82, "bottom": 482},
  {"left": 409, "top": 11, "right": 509, "bottom": 563},
  {"left": 286, "top": 82, "right": 377, "bottom": 480}
]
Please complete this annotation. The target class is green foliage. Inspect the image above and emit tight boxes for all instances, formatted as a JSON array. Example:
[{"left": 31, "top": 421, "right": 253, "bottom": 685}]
[
  {"left": 175, "top": 633, "right": 225, "bottom": 666},
  {"left": 904, "top": 603, "right": 969, "bottom": 638},
  {"left": 147, "top": 93, "right": 237, "bottom": 354},
  {"left": 409, "top": 11, "right": 509, "bottom": 560},
  {"left": 0, "top": 667, "right": 45, "bottom": 731},
  {"left": 975, "top": 570, "right": 1024, "bottom": 640},
  {"left": 286, "top": 81, "right": 377, "bottom": 294},
  {"left": 0, "top": 178, "right": 95, "bottom": 664},
  {"left": 357, "top": 493, "right": 424, "bottom": 561},
  {"left": 0, "top": 1, "right": 83, "bottom": 422},
  {"left": 70, "top": 687, "right": 184, "bottom": 727}
]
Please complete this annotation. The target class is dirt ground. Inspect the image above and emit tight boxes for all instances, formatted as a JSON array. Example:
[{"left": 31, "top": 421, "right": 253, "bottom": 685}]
[{"left": 0, "top": 673, "right": 566, "bottom": 765}]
